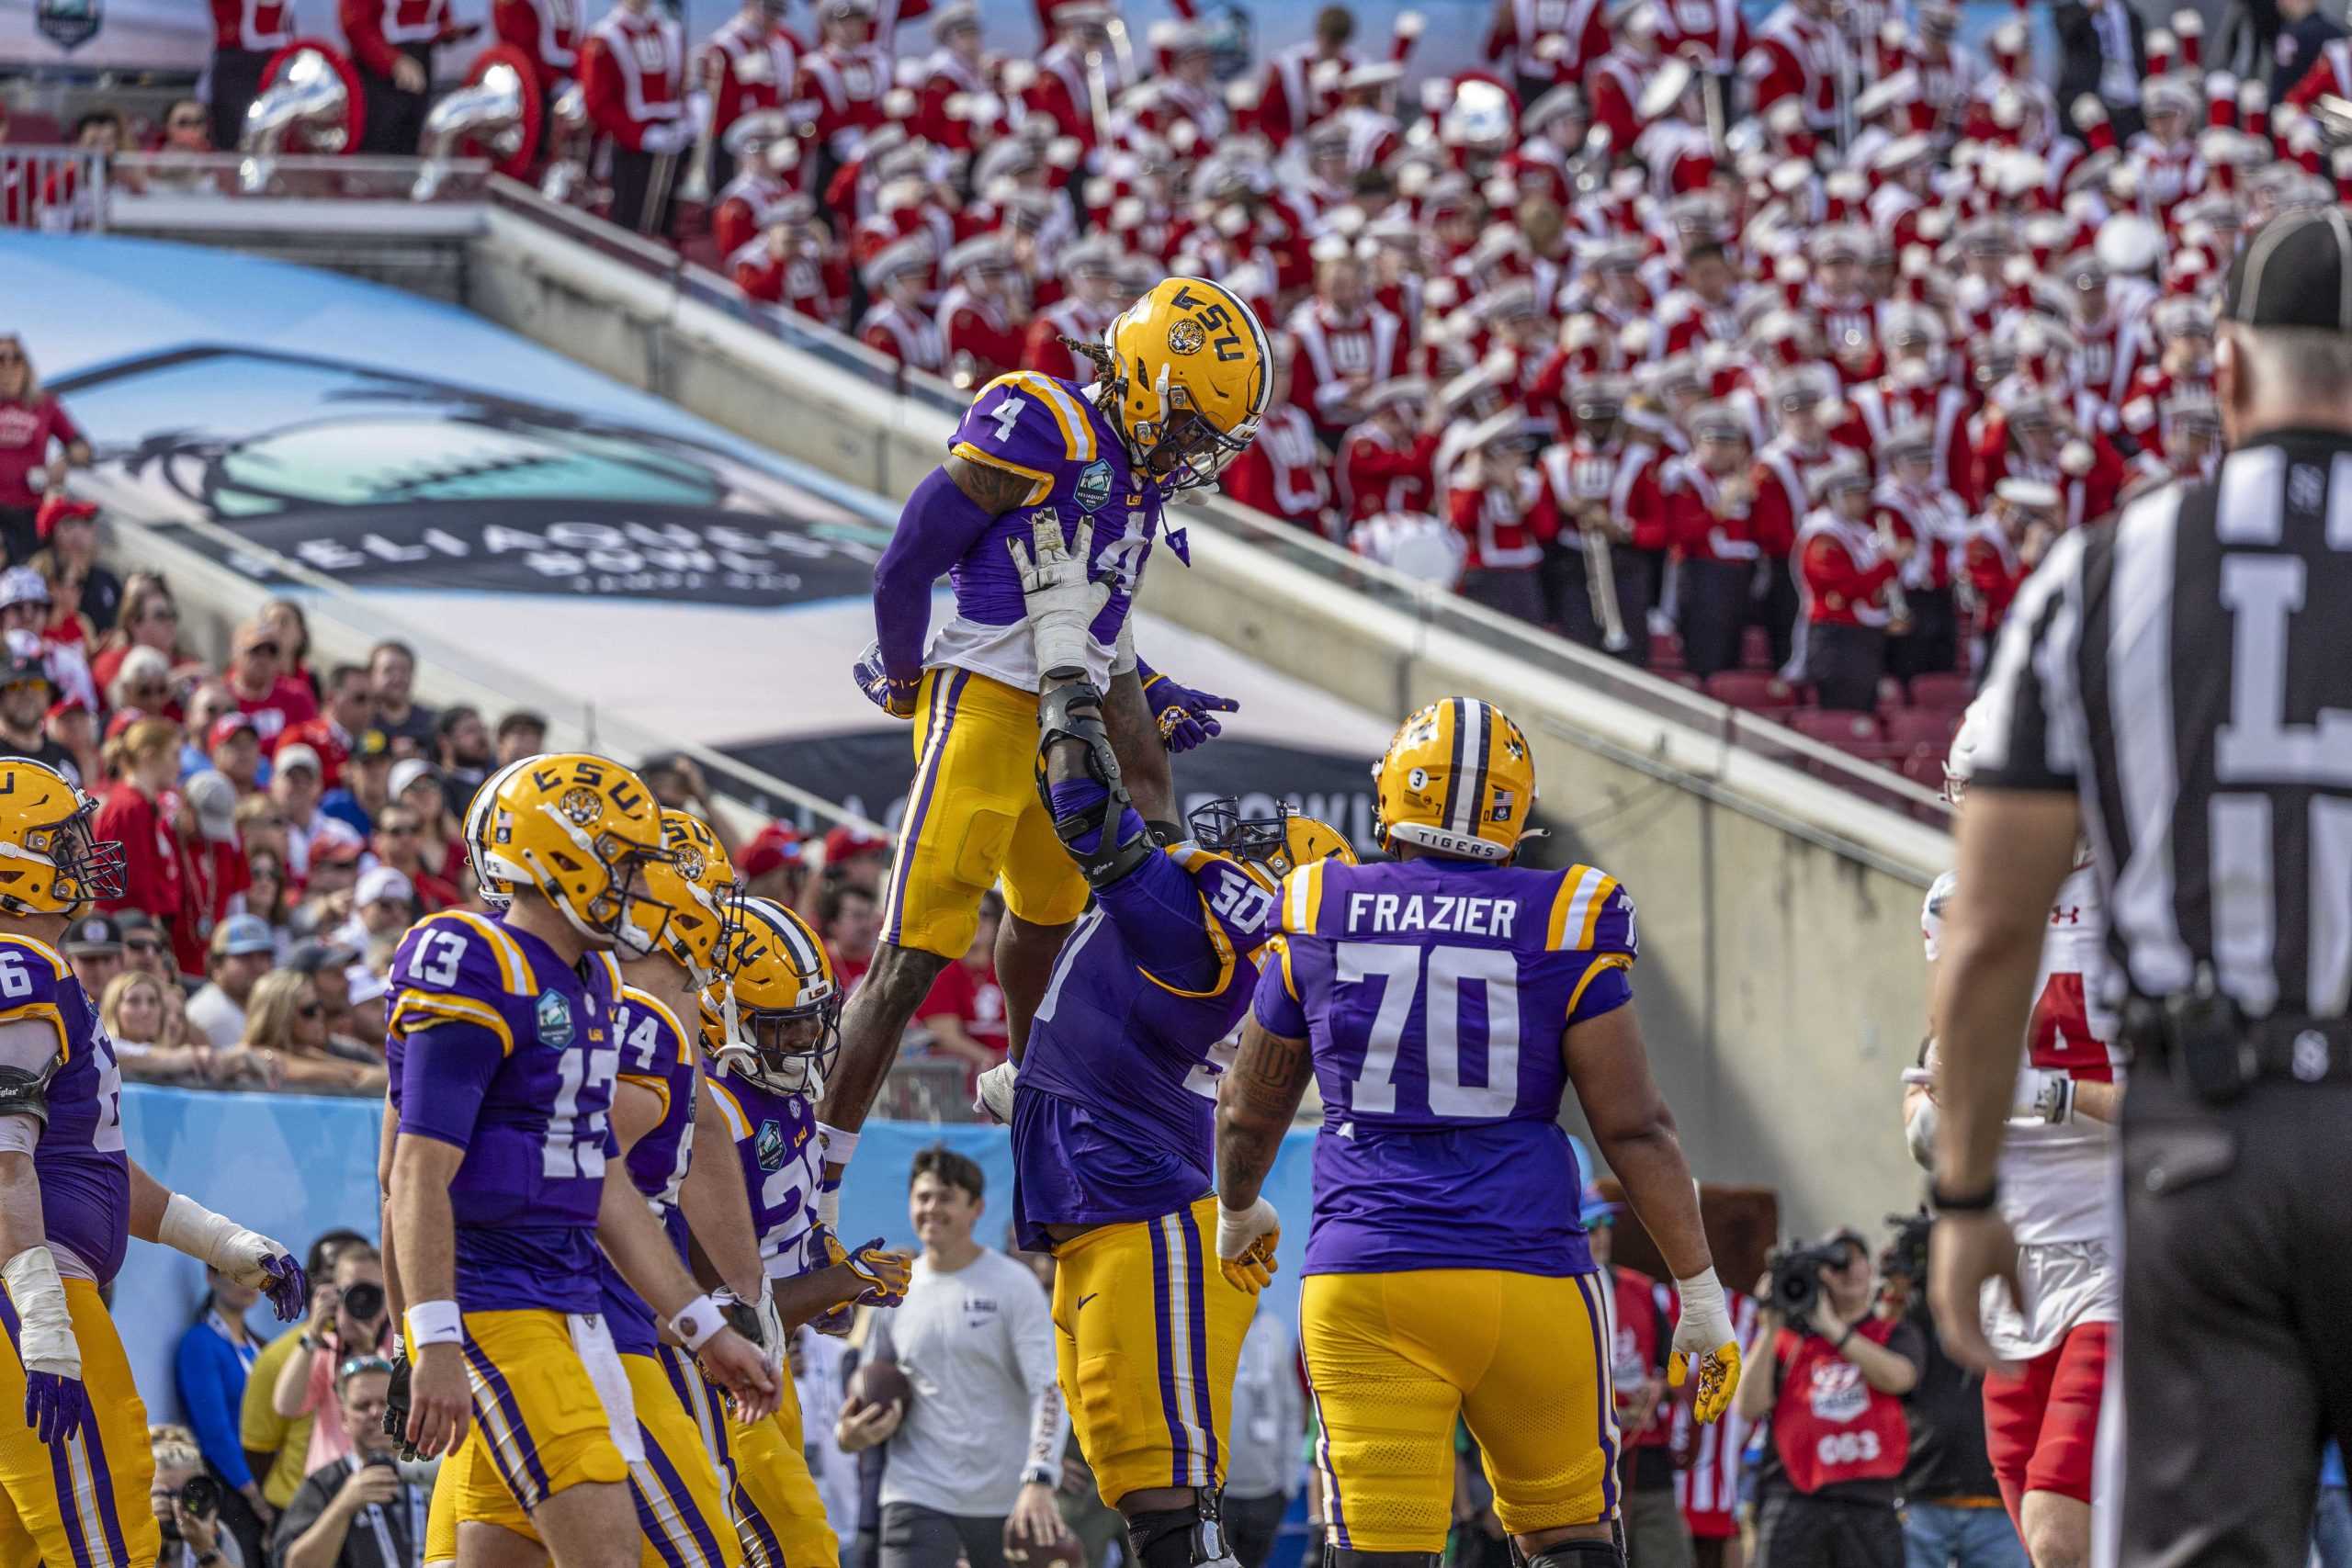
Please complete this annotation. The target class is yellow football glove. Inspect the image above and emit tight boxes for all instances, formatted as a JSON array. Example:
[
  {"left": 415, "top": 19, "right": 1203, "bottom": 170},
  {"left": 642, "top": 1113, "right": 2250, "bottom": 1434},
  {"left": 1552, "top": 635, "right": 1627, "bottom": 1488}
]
[
  {"left": 1667, "top": 1269, "right": 1743, "bottom": 1424},
  {"left": 1215, "top": 1197, "right": 1281, "bottom": 1295}
]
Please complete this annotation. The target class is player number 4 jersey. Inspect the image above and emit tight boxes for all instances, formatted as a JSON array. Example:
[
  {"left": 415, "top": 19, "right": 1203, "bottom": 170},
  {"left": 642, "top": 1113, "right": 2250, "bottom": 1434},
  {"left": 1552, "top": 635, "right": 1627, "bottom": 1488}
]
[
  {"left": 1252, "top": 858, "right": 1639, "bottom": 1279},
  {"left": 1921, "top": 863, "right": 2120, "bottom": 1247},
  {"left": 934, "top": 371, "right": 1161, "bottom": 693}
]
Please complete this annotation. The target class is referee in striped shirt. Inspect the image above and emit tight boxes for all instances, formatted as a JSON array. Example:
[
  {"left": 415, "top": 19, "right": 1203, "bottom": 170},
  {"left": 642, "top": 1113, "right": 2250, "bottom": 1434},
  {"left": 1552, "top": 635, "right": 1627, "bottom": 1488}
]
[{"left": 1928, "top": 208, "right": 2352, "bottom": 1566}]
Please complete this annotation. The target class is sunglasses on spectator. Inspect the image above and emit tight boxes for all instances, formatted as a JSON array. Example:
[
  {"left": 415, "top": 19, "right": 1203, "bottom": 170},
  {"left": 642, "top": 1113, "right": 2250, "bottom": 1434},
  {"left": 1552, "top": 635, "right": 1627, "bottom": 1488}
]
[
  {"left": 337, "top": 1356, "right": 393, "bottom": 1383},
  {"left": 298, "top": 1003, "right": 323, "bottom": 1019},
  {"left": 168, "top": 114, "right": 206, "bottom": 130},
  {"left": 244, "top": 640, "right": 281, "bottom": 657},
  {"left": 124, "top": 938, "right": 164, "bottom": 955},
  {"left": 144, "top": 604, "right": 179, "bottom": 623},
  {"left": 0, "top": 355, "right": 21, "bottom": 367},
  {"left": 381, "top": 823, "right": 418, "bottom": 838}
]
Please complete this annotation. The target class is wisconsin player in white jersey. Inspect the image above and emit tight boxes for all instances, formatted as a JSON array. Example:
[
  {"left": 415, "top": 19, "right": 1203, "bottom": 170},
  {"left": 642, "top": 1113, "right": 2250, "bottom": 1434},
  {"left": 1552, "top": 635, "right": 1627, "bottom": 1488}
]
[{"left": 1904, "top": 707, "right": 2120, "bottom": 1568}]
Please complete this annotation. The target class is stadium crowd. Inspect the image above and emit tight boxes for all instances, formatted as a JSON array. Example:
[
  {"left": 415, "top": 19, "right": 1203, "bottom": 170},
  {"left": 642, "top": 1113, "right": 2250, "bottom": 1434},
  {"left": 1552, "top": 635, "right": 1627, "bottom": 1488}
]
[
  {"left": 110, "top": 0, "right": 2321, "bottom": 777},
  {"left": 0, "top": 479, "right": 997, "bottom": 1092}
]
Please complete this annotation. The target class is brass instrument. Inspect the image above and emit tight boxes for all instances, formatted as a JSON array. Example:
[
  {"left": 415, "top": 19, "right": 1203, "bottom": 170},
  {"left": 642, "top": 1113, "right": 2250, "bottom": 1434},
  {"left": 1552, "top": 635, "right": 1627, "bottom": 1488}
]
[{"left": 1580, "top": 502, "right": 1632, "bottom": 653}]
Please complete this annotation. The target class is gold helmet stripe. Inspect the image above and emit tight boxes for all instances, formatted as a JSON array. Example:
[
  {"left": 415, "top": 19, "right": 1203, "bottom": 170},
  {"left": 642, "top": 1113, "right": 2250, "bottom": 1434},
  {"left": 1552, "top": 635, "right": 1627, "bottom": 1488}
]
[{"left": 751, "top": 897, "right": 826, "bottom": 985}]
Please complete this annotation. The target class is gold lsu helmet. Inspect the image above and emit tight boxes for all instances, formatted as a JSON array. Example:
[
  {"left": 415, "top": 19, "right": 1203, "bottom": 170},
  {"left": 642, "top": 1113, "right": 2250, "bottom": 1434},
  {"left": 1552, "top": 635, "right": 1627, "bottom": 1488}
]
[
  {"left": 1100, "top": 276, "right": 1272, "bottom": 492},
  {"left": 464, "top": 754, "right": 548, "bottom": 910},
  {"left": 1373, "top": 698, "right": 1539, "bottom": 863},
  {"left": 1186, "top": 796, "right": 1358, "bottom": 894},
  {"left": 699, "top": 897, "right": 839, "bottom": 1097},
  {"left": 0, "top": 760, "right": 124, "bottom": 917},
  {"left": 478, "top": 753, "right": 675, "bottom": 956},
  {"left": 643, "top": 808, "right": 747, "bottom": 983}
]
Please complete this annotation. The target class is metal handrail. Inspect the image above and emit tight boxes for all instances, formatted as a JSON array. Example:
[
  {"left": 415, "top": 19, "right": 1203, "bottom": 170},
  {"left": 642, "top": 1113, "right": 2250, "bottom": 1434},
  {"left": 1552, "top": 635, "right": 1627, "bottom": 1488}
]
[
  {"left": 481, "top": 178, "right": 1948, "bottom": 822},
  {"left": 0, "top": 148, "right": 107, "bottom": 231}
]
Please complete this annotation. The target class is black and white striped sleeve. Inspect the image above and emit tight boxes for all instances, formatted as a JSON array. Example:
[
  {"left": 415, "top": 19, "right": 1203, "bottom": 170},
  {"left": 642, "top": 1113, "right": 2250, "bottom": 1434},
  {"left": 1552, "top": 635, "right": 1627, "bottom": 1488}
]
[{"left": 1970, "top": 525, "right": 2091, "bottom": 792}]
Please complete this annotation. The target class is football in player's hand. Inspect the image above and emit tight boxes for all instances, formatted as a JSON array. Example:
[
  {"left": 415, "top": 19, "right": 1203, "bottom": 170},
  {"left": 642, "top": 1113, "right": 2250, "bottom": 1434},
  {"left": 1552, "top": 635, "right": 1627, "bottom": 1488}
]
[
  {"left": 1002, "top": 1520, "right": 1086, "bottom": 1567},
  {"left": 845, "top": 1358, "right": 912, "bottom": 1416}
]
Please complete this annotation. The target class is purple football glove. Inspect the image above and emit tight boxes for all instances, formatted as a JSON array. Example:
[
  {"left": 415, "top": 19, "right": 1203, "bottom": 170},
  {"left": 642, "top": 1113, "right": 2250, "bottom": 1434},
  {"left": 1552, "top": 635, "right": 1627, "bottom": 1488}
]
[
  {"left": 24, "top": 1372, "right": 87, "bottom": 1448},
  {"left": 259, "top": 1252, "right": 309, "bottom": 1322},
  {"left": 854, "top": 640, "right": 922, "bottom": 719},
  {"left": 1143, "top": 671, "right": 1238, "bottom": 754}
]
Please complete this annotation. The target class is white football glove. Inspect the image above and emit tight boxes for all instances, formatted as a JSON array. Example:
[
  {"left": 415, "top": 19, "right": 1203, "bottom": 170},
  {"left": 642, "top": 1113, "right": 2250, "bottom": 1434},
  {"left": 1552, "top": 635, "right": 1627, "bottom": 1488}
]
[
  {"left": 975, "top": 1061, "right": 1019, "bottom": 1125},
  {"left": 1667, "top": 1269, "right": 1743, "bottom": 1425},
  {"left": 1008, "top": 514, "right": 1110, "bottom": 680},
  {"left": 2010, "top": 1066, "right": 2075, "bottom": 1125},
  {"left": 1215, "top": 1197, "right": 1281, "bottom": 1295}
]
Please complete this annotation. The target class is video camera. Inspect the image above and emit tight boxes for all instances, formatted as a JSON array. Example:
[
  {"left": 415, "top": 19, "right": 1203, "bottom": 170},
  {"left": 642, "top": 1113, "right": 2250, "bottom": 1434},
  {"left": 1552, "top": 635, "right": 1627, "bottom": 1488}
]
[
  {"left": 1764, "top": 1242, "right": 1846, "bottom": 1318},
  {"left": 1879, "top": 1210, "right": 1932, "bottom": 1283}
]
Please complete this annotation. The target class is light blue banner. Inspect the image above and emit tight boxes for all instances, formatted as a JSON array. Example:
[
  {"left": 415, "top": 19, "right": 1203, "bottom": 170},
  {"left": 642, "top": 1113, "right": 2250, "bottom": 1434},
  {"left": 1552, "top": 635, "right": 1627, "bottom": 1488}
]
[{"left": 116, "top": 1088, "right": 1429, "bottom": 1432}]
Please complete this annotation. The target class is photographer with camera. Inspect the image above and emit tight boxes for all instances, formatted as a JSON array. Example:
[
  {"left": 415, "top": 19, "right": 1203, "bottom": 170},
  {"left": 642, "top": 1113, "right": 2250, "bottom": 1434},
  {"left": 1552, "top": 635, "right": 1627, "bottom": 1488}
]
[
  {"left": 153, "top": 1425, "right": 247, "bottom": 1568},
  {"left": 1735, "top": 1229, "right": 1926, "bottom": 1567},
  {"left": 268, "top": 1247, "right": 395, "bottom": 1476},
  {"left": 1879, "top": 1214, "right": 2024, "bottom": 1568},
  {"left": 272, "top": 1357, "right": 424, "bottom": 1568}
]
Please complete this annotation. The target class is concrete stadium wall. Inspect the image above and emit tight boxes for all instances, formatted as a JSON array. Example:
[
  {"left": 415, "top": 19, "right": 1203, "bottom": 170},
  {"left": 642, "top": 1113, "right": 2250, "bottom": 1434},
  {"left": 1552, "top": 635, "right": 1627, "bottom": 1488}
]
[{"left": 456, "top": 207, "right": 1950, "bottom": 1235}]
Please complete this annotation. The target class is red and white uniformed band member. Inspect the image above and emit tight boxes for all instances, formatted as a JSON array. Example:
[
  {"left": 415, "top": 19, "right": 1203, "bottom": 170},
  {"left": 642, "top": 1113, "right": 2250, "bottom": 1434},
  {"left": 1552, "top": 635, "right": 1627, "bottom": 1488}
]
[
  {"left": 1285, "top": 246, "right": 1409, "bottom": 445},
  {"left": 799, "top": 0, "right": 894, "bottom": 165},
  {"left": 209, "top": 0, "right": 295, "bottom": 152},
  {"left": 859, "top": 238, "right": 947, "bottom": 374},
  {"left": 1745, "top": 0, "right": 1846, "bottom": 134},
  {"left": 911, "top": 2, "right": 989, "bottom": 152},
  {"left": 1673, "top": 1292, "right": 1758, "bottom": 1547},
  {"left": 1253, "top": 6, "right": 1356, "bottom": 145},
  {"left": 1483, "top": 0, "right": 1608, "bottom": 99},
  {"left": 1962, "top": 479, "right": 2056, "bottom": 659},
  {"left": 1663, "top": 404, "right": 1761, "bottom": 680},
  {"left": 730, "top": 198, "right": 846, "bottom": 326},
  {"left": 1909, "top": 702, "right": 2124, "bottom": 1568},
  {"left": 698, "top": 0, "right": 797, "bottom": 192},
  {"left": 1792, "top": 457, "right": 1908, "bottom": 712},
  {"left": 1445, "top": 413, "right": 1556, "bottom": 626},
  {"left": 1338, "top": 379, "right": 1439, "bottom": 522},
  {"left": 493, "top": 0, "right": 583, "bottom": 107},
  {"left": 710, "top": 118, "right": 801, "bottom": 258},
  {"left": 340, "top": 0, "right": 477, "bottom": 154},
  {"left": 582, "top": 0, "right": 690, "bottom": 237},
  {"left": 1224, "top": 343, "right": 1337, "bottom": 537},
  {"left": 934, "top": 234, "right": 1028, "bottom": 386}
]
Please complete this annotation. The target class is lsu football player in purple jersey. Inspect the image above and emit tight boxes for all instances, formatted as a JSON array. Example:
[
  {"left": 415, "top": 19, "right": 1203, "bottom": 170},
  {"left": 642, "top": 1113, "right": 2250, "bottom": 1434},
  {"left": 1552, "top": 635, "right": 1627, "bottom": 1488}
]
[
  {"left": 1213, "top": 701, "right": 1743, "bottom": 1568},
  {"left": 384, "top": 756, "right": 776, "bottom": 1568},
  {"left": 978, "top": 603, "right": 1353, "bottom": 1568},
  {"left": 693, "top": 898, "right": 911, "bottom": 1568},
  {"left": 823, "top": 277, "right": 1272, "bottom": 1219},
  {"left": 0, "top": 759, "right": 308, "bottom": 1568}
]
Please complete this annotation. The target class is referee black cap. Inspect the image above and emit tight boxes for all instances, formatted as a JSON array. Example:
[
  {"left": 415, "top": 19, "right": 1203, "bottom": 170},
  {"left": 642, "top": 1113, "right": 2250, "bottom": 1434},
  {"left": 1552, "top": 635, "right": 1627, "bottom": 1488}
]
[{"left": 2223, "top": 209, "right": 2352, "bottom": 332}]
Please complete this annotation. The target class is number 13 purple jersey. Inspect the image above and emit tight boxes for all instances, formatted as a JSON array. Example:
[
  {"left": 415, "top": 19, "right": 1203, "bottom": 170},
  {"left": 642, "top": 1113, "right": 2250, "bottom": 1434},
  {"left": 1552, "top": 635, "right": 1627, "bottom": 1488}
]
[{"left": 1250, "top": 858, "right": 1638, "bottom": 1279}]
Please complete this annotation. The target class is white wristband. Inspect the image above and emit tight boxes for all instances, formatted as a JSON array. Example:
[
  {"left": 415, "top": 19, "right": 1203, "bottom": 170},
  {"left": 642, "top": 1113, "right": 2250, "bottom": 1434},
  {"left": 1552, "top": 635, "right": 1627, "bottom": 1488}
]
[
  {"left": 671, "top": 1293, "right": 725, "bottom": 1352},
  {"left": 3, "top": 1245, "right": 79, "bottom": 1378},
  {"left": 158, "top": 1191, "right": 237, "bottom": 1268},
  {"left": 405, "top": 1301, "right": 463, "bottom": 1348},
  {"left": 816, "top": 1123, "right": 858, "bottom": 1169}
]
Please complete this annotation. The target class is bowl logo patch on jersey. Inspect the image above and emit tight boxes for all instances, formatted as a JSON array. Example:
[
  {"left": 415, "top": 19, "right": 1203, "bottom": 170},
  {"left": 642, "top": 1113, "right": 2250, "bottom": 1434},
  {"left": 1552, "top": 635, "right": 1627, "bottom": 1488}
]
[
  {"left": 536, "top": 988, "right": 576, "bottom": 1049},
  {"left": 755, "top": 1120, "right": 786, "bottom": 1171},
  {"left": 1075, "top": 458, "right": 1113, "bottom": 513}
]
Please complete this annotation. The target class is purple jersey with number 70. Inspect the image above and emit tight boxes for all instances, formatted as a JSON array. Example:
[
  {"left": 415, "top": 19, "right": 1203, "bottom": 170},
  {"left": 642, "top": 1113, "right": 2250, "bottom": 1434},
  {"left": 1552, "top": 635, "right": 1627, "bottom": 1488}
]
[{"left": 1250, "top": 857, "right": 1638, "bottom": 1279}]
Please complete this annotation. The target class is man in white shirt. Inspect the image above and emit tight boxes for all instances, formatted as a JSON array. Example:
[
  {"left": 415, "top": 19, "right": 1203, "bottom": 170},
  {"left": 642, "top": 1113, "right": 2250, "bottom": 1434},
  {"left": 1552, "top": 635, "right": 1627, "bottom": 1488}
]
[
  {"left": 184, "top": 914, "right": 277, "bottom": 1048},
  {"left": 837, "top": 1146, "right": 1069, "bottom": 1568}
]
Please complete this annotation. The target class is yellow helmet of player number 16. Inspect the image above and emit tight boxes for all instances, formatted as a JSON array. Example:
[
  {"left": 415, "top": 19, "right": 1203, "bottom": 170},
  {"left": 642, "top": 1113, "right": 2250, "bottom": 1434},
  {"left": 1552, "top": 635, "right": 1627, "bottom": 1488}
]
[
  {"left": 477, "top": 752, "right": 676, "bottom": 957},
  {"left": 1103, "top": 276, "right": 1272, "bottom": 492},
  {"left": 0, "top": 760, "right": 125, "bottom": 917},
  {"left": 1373, "top": 697, "right": 1541, "bottom": 863},
  {"left": 698, "top": 897, "right": 840, "bottom": 1099}
]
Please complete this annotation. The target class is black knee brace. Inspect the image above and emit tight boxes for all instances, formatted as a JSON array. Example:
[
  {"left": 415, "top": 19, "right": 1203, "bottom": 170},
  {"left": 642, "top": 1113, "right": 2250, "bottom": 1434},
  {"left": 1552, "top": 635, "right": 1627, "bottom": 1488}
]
[
  {"left": 1324, "top": 1551, "right": 1442, "bottom": 1568},
  {"left": 1521, "top": 1538, "right": 1624, "bottom": 1568},
  {"left": 1126, "top": 1493, "right": 1233, "bottom": 1568}
]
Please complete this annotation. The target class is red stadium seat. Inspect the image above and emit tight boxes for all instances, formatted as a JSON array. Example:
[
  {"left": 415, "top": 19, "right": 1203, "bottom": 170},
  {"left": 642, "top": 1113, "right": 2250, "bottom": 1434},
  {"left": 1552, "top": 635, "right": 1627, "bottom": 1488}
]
[
  {"left": 1902, "top": 750, "right": 1951, "bottom": 792},
  {"left": 1702, "top": 671, "right": 1800, "bottom": 712},
  {"left": 1884, "top": 707, "right": 1963, "bottom": 752},
  {"left": 1906, "top": 671, "right": 1978, "bottom": 711},
  {"left": 1789, "top": 709, "right": 1883, "bottom": 747},
  {"left": 1740, "top": 626, "right": 1773, "bottom": 669}
]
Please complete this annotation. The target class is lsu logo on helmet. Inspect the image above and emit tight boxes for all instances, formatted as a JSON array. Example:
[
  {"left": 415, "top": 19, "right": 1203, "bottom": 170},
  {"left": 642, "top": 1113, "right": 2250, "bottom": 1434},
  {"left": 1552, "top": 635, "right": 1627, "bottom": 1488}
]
[
  {"left": 0, "top": 760, "right": 124, "bottom": 916},
  {"left": 479, "top": 752, "right": 674, "bottom": 956},
  {"left": 700, "top": 897, "right": 840, "bottom": 1098},
  {"left": 1373, "top": 698, "right": 1539, "bottom": 863},
  {"left": 1103, "top": 276, "right": 1272, "bottom": 492},
  {"left": 643, "top": 809, "right": 747, "bottom": 984}
]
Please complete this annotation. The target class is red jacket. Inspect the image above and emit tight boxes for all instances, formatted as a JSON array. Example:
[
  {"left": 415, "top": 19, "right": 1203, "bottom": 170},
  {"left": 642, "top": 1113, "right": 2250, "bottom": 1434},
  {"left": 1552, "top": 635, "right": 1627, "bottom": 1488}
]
[
  {"left": 1797, "top": 513, "right": 1899, "bottom": 627},
  {"left": 277, "top": 716, "right": 354, "bottom": 792},
  {"left": 1338, "top": 423, "right": 1438, "bottom": 522},
  {"left": 492, "top": 0, "right": 582, "bottom": 96},
  {"left": 1223, "top": 406, "right": 1335, "bottom": 537},
  {"left": 94, "top": 783, "right": 183, "bottom": 936},
  {"left": 936, "top": 289, "right": 1025, "bottom": 387},
  {"left": 1447, "top": 471, "right": 1557, "bottom": 572},
  {"left": 212, "top": 0, "right": 295, "bottom": 51},
  {"left": 339, "top": 0, "right": 458, "bottom": 82},
  {"left": 1965, "top": 523, "right": 2029, "bottom": 641},
  {"left": 581, "top": 6, "right": 685, "bottom": 151},
  {"left": 175, "top": 833, "right": 253, "bottom": 984},
  {"left": 1663, "top": 460, "right": 1764, "bottom": 564},
  {"left": 0, "top": 396, "right": 83, "bottom": 512},
  {"left": 698, "top": 12, "right": 797, "bottom": 148},
  {"left": 1284, "top": 301, "right": 1408, "bottom": 438}
]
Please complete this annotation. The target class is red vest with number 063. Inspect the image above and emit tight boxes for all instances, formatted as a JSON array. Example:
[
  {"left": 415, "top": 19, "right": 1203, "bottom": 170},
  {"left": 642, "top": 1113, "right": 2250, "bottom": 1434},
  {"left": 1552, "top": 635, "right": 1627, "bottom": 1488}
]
[{"left": 1770, "top": 1322, "right": 1909, "bottom": 1493}]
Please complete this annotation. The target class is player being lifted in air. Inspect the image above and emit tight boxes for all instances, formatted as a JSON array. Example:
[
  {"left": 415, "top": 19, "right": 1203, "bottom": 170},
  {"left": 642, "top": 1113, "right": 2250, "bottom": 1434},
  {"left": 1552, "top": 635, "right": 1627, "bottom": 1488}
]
[
  {"left": 974, "top": 514, "right": 1357, "bottom": 1568},
  {"left": 382, "top": 754, "right": 776, "bottom": 1568},
  {"left": 1213, "top": 700, "right": 1744, "bottom": 1568},
  {"left": 826, "top": 276, "right": 1274, "bottom": 1213},
  {"left": 692, "top": 897, "right": 913, "bottom": 1568},
  {"left": 0, "top": 759, "right": 309, "bottom": 1568}
]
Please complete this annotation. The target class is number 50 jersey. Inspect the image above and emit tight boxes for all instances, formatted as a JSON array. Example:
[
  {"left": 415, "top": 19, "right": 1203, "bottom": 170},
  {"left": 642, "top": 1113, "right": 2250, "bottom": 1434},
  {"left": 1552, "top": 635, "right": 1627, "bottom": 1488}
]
[{"left": 1253, "top": 858, "right": 1639, "bottom": 1279}]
